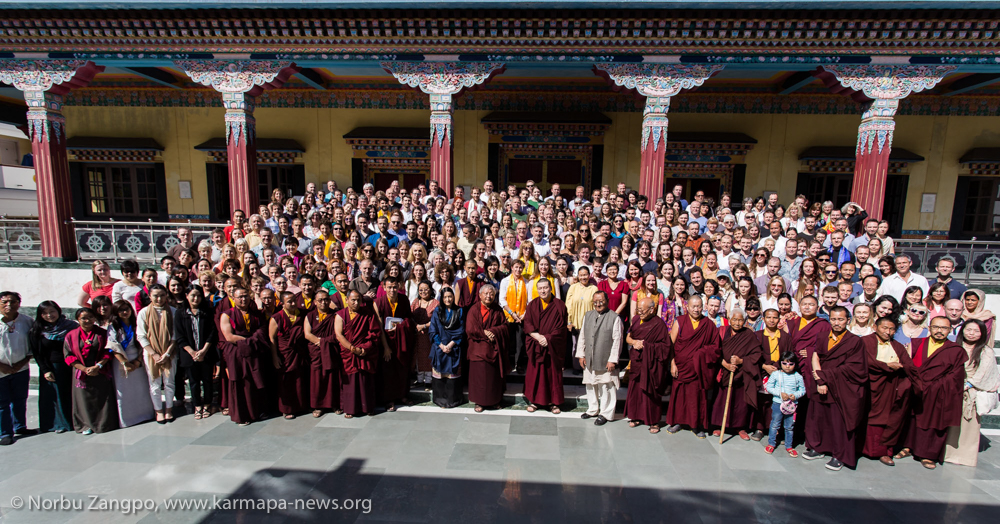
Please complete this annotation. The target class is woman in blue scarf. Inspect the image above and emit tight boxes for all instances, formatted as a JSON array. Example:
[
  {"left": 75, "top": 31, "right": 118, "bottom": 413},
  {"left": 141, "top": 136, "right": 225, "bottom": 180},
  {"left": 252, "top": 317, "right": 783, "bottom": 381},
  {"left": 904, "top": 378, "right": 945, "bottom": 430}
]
[
  {"left": 429, "top": 287, "right": 465, "bottom": 408},
  {"left": 28, "top": 301, "right": 77, "bottom": 433},
  {"left": 107, "top": 300, "right": 155, "bottom": 427}
]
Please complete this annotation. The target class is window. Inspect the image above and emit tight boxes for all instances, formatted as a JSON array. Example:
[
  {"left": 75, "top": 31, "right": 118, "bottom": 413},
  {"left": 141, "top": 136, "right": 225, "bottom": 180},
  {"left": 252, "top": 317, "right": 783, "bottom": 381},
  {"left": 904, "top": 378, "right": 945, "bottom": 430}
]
[
  {"left": 953, "top": 177, "right": 1000, "bottom": 239},
  {"left": 258, "top": 165, "right": 295, "bottom": 206},
  {"left": 85, "top": 164, "right": 159, "bottom": 217}
]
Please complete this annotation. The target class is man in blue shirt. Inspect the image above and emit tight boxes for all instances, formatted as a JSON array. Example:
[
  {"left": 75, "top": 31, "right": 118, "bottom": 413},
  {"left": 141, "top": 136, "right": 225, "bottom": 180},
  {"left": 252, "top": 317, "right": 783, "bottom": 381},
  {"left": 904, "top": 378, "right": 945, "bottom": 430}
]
[{"left": 365, "top": 215, "right": 399, "bottom": 248}]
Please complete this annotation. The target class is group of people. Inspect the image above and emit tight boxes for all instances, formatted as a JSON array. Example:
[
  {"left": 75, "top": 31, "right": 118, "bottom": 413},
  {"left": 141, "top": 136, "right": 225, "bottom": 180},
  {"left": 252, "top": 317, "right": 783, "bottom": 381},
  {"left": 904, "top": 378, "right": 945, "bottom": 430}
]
[{"left": 1, "top": 178, "right": 997, "bottom": 472}]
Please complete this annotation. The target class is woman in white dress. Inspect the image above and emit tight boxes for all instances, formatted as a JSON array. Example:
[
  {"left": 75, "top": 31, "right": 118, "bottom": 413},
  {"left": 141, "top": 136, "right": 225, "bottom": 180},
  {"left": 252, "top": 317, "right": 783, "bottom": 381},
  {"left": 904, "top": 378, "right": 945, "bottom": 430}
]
[
  {"left": 107, "top": 299, "right": 155, "bottom": 427},
  {"left": 945, "top": 319, "right": 999, "bottom": 466}
]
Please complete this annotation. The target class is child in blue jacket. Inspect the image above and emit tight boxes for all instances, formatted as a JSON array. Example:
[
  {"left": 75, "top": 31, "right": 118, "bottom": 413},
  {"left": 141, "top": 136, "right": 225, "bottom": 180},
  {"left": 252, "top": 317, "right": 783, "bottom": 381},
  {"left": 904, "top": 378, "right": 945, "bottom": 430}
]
[{"left": 763, "top": 350, "right": 806, "bottom": 457}]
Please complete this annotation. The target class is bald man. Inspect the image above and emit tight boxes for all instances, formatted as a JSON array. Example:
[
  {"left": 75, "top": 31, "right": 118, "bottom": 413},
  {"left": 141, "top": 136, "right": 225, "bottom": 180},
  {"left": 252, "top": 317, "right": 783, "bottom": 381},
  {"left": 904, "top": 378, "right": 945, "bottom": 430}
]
[
  {"left": 943, "top": 299, "right": 964, "bottom": 341},
  {"left": 666, "top": 296, "right": 722, "bottom": 438},
  {"left": 624, "top": 297, "right": 672, "bottom": 433}
]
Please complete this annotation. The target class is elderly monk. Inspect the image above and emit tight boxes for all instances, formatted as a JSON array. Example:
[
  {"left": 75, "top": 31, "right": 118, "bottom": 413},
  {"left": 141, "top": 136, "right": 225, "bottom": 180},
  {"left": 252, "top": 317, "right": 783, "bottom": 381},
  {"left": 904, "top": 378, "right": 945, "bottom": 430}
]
[
  {"left": 214, "top": 277, "right": 242, "bottom": 415},
  {"left": 268, "top": 291, "right": 309, "bottom": 419},
  {"left": 524, "top": 278, "right": 569, "bottom": 414},
  {"left": 787, "top": 295, "right": 831, "bottom": 443},
  {"left": 624, "top": 297, "right": 672, "bottom": 433},
  {"left": 801, "top": 307, "right": 868, "bottom": 471},
  {"left": 335, "top": 290, "right": 382, "bottom": 418},
  {"left": 575, "top": 291, "right": 623, "bottom": 425},
  {"left": 752, "top": 308, "right": 793, "bottom": 441},
  {"left": 861, "top": 316, "right": 918, "bottom": 466},
  {"left": 467, "top": 284, "right": 511, "bottom": 412},
  {"left": 666, "top": 295, "right": 722, "bottom": 438},
  {"left": 374, "top": 277, "right": 416, "bottom": 412},
  {"left": 895, "top": 315, "right": 969, "bottom": 469},
  {"left": 303, "top": 289, "right": 342, "bottom": 418},
  {"left": 711, "top": 308, "right": 762, "bottom": 440},
  {"left": 219, "top": 287, "right": 269, "bottom": 425}
]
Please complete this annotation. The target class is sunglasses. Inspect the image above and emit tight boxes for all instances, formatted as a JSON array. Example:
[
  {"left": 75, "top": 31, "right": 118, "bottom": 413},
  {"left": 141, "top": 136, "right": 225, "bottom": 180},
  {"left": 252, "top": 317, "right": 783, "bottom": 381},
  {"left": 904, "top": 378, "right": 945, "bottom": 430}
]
[
  {"left": 746, "top": 307, "right": 760, "bottom": 311},
  {"left": 780, "top": 361, "right": 796, "bottom": 366},
  {"left": 909, "top": 308, "right": 927, "bottom": 315},
  {"left": 825, "top": 270, "right": 838, "bottom": 274}
]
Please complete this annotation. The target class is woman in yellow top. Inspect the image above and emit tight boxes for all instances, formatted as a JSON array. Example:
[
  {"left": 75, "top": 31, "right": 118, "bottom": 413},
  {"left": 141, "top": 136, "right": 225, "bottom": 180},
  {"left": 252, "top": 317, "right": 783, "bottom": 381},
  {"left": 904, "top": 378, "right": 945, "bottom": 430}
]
[
  {"left": 630, "top": 272, "right": 664, "bottom": 319},
  {"left": 564, "top": 266, "right": 598, "bottom": 332},
  {"left": 528, "top": 257, "right": 562, "bottom": 301},
  {"left": 518, "top": 240, "right": 538, "bottom": 279}
]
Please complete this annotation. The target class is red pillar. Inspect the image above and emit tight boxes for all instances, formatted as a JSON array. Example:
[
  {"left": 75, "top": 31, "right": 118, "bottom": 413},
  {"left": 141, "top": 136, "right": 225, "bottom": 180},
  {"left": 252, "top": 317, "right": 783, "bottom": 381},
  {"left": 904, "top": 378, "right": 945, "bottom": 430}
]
[
  {"left": 224, "top": 92, "right": 259, "bottom": 216},
  {"left": 429, "top": 93, "right": 453, "bottom": 192},
  {"left": 852, "top": 98, "right": 897, "bottom": 220},
  {"left": 638, "top": 95, "right": 670, "bottom": 205}
]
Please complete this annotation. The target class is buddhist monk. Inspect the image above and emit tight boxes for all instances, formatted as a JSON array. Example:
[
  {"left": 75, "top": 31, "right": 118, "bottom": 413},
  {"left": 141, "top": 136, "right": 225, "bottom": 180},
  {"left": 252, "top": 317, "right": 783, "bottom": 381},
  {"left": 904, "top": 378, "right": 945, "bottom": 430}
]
[
  {"left": 268, "top": 291, "right": 309, "bottom": 419},
  {"left": 523, "top": 278, "right": 568, "bottom": 414},
  {"left": 801, "top": 307, "right": 868, "bottom": 471},
  {"left": 666, "top": 295, "right": 722, "bottom": 438},
  {"left": 303, "top": 289, "right": 342, "bottom": 417},
  {"left": 335, "top": 290, "right": 382, "bottom": 418},
  {"left": 455, "top": 259, "right": 482, "bottom": 311},
  {"left": 711, "top": 308, "right": 762, "bottom": 440},
  {"left": 752, "top": 308, "right": 792, "bottom": 441},
  {"left": 219, "top": 287, "right": 269, "bottom": 425},
  {"left": 329, "top": 272, "right": 351, "bottom": 312},
  {"left": 374, "top": 277, "right": 416, "bottom": 411},
  {"left": 213, "top": 277, "right": 241, "bottom": 416},
  {"left": 787, "top": 295, "right": 830, "bottom": 443},
  {"left": 466, "top": 284, "right": 510, "bottom": 412},
  {"left": 861, "top": 316, "right": 917, "bottom": 466},
  {"left": 294, "top": 274, "right": 318, "bottom": 312},
  {"left": 895, "top": 315, "right": 969, "bottom": 469},
  {"left": 624, "top": 297, "right": 672, "bottom": 433}
]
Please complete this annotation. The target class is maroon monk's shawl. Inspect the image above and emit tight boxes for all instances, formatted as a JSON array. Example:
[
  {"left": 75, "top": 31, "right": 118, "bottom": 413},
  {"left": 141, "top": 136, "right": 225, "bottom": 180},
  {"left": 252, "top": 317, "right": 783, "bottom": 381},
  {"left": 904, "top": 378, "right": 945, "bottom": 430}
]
[
  {"left": 814, "top": 331, "right": 869, "bottom": 432},
  {"left": 909, "top": 338, "right": 968, "bottom": 431},
  {"left": 719, "top": 327, "right": 763, "bottom": 409},
  {"left": 337, "top": 306, "right": 381, "bottom": 375}
]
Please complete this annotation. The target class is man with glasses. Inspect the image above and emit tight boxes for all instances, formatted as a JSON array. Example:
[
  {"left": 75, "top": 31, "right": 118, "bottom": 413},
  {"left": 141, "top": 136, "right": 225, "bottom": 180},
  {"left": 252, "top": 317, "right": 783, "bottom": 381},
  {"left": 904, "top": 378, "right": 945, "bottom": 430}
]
[
  {"left": 895, "top": 316, "right": 969, "bottom": 470},
  {"left": 861, "top": 316, "right": 918, "bottom": 466},
  {"left": 854, "top": 275, "right": 881, "bottom": 305},
  {"left": 876, "top": 254, "right": 929, "bottom": 302}
]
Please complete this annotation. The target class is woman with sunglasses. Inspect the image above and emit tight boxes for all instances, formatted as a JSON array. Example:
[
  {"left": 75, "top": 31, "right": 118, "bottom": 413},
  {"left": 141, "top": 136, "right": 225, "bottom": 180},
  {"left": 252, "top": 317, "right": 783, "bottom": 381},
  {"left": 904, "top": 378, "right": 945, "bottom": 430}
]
[
  {"left": 112, "top": 260, "right": 144, "bottom": 307},
  {"left": 894, "top": 303, "right": 929, "bottom": 346},
  {"left": 748, "top": 249, "right": 770, "bottom": 280}
]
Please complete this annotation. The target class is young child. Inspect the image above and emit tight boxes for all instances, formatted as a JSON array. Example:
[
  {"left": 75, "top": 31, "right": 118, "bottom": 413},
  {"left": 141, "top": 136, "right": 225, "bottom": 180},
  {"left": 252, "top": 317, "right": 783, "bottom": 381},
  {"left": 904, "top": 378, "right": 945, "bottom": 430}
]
[{"left": 764, "top": 350, "right": 806, "bottom": 457}]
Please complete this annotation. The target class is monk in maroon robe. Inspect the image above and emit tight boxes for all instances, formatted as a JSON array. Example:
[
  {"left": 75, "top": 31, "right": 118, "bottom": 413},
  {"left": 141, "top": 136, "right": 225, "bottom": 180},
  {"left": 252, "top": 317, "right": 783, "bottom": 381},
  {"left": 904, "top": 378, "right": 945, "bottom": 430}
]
[
  {"left": 711, "top": 309, "right": 762, "bottom": 440},
  {"left": 624, "top": 297, "right": 672, "bottom": 433},
  {"left": 213, "top": 277, "right": 241, "bottom": 414},
  {"left": 293, "top": 274, "right": 318, "bottom": 313},
  {"left": 335, "top": 290, "right": 382, "bottom": 418},
  {"left": 219, "top": 288, "right": 269, "bottom": 425},
  {"left": 523, "top": 278, "right": 568, "bottom": 413},
  {"left": 752, "top": 309, "right": 792, "bottom": 440},
  {"left": 269, "top": 292, "right": 310, "bottom": 418},
  {"left": 801, "top": 307, "right": 868, "bottom": 471},
  {"left": 374, "top": 277, "right": 417, "bottom": 410},
  {"left": 466, "top": 285, "right": 511, "bottom": 411},
  {"left": 666, "top": 296, "right": 722, "bottom": 438},
  {"left": 897, "top": 316, "right": 968, "bottom": 469},
  {"left": 455, "top": 266, "right": 482, "bottom": 311},
  {"left": 786, "top": 295, "right": 830, "bottom": 443},
  {"left": 304, "top": 290, "right": 341, "bottom": 417},
  {"left": 328, "top": 272, "right": 351, "bottom": 313},
  {"left": 862, "top": 317, "right": 918, "bottom": 465}
]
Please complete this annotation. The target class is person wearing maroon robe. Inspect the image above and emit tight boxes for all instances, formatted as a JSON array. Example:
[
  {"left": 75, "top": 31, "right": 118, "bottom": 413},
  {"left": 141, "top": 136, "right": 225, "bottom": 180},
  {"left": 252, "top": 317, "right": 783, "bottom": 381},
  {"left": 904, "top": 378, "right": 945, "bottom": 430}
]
[
  {"left": 666, "top": 296, "right": 722, "bottom": 438},
  {"left": 328, "top": 272, "right": 351, "bottom": 313},
  {"left": 293, "top": 274, "right": 318, "bottom": 313},
  {"left": 624, "top": 297, "right": 672, "bottom": 433},
  {"left": 374, "top": 277, "right": 417, "bottom": 410},
  {"left": 455, "top": 266, "right": 482, "bottom": 312},
  {"left": 711, "top": 309, "right": 762, "bottom": 440},
  {"left": 213, "top": 278, "right": 241, "bottom": 415},
  {"left": 335, "top": 290, "right": 382, "bottom": 418},
  {"left": 862, "top": 317, "right": 919, "bottom": 465},
  {"left": 523, "top": 278, "right": 568, "bottom": 413},
  {"left": 801, "top": 307, "right": 868, "bottom": 471},
  {"left": 466, "top": 285, "right": 511, "bottom": 411},
  {"left": 269, "top": 292, "right": 310, "bottom": 418},
  {"left": 219, "top": 288, "right": 269, "bottom": 425},
  {"left": 897, "top": 316, "right": 969, "bottom": 469},
  {"left": 786, "top": 295, "right": 830, "bottom": 444},
  {"left": 304, "top": 290, "right": 341, "bottom": 417},
  {"left": 753, "top": 309, "right": 792, "bottom": 440}
]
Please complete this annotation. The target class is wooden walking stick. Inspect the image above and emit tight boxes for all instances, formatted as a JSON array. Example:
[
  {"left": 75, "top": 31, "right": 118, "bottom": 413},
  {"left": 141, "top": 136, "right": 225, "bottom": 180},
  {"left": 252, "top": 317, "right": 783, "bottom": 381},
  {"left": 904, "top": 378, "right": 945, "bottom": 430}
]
[{"left": 719, "top": 366, "right": 735, "bottom": 444}]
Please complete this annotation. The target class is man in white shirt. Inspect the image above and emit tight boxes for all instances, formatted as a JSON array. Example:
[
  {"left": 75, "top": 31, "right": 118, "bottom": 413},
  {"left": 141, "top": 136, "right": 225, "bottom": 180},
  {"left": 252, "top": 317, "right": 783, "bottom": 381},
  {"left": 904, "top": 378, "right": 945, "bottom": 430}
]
[
  {"left": 568, "top": 185, "right": 589, "bottom": 213},
  {"left": 876, "top": 254, "right": 929, "bottom": 302},
  {"left": 715, "top": 234, "right": 734, "bottom": 272},
  {"left": 0, "top": 291, "right": 34, "bottom": 445},
  {"left": 528, "top": 223, "right": 550, "bottom": 257},
  {"left": 765, "top": 221, "right": 788, "bottom": 259}
]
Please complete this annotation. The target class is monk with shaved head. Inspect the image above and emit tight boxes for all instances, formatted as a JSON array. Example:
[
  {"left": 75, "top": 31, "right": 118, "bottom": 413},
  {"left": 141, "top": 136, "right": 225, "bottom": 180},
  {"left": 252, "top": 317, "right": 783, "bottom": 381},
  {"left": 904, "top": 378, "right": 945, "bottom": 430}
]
[{"left": 624, "top": 297, "right": 672, "bottom": 433}]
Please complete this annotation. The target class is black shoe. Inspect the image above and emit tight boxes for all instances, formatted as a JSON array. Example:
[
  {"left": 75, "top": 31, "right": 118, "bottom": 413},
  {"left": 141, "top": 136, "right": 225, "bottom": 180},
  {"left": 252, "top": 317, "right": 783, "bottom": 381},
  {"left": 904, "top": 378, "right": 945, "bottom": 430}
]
[
  {"left": 594, "top": 416, "right": 608, "bottom": 426},
  {"left": 750, "top": 430, "right": 765, "bottom": 441},
  {"left": 802, "top": 449, "right": 824, "bottom": 460},
  {"left": 666, "top": 424, "right": 682, "bottom": 434},
  {"left": 0, "top": 436, "right": 13, "bottom": 446},
  {"left": 580, "top": 413, "right": 594, "bottom": 420},
  {"left": 14, "top": 428, "right": 37, "bottom": 437},
  {"left": 825, "top": 457, "right": 843, "bottom": 471}
]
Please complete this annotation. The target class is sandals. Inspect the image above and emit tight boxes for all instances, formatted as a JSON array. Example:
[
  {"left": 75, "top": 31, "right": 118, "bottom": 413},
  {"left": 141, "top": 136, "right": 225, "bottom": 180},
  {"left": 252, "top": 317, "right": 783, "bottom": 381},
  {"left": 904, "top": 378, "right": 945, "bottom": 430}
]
[
  {"left": 222, "top": 408, "right": 229, "bottom": 416},
  {"left": 194, "top": 408, "right": 205, "bottom": 420},
  {"left": 628, "top": 420, "right": 641, "bottom": 428},
  {"left": 312, "top": 410, "right": 324, "bottom": 418},
  {"left": 155, "top": 411, "right": 166, "bottom": 425},
  {"left": 526, "top": 405, "right": 538, "bottom": 413},
  {"left": 921, "top": 459, "right": 937, "bottom": 470},
  {"left": 550, "top": 406, "right": 561, "bottom": 415},
  {"left": 284, "top": 414, "right": 296, "bottom": 420},
  {"left": 344, "top": 414, "right": 353, "bottom": 419},
  {"left": 474, "top": 405, "right": 484, "bottom": 413},
  {"left": 893, "top": 448, "right": 912, "bottom": 460},
  {"left": 386, "top": 403, "right": 397, "bottom": 413},
  {"left": 649, "top": 425, "right": 660, "bottom": 434},
  {"left": 164, "top": 411, "right": 174, "bottom": 423},
  {"left": 334, "top": 410, "right": 344, "bottom": 415}
]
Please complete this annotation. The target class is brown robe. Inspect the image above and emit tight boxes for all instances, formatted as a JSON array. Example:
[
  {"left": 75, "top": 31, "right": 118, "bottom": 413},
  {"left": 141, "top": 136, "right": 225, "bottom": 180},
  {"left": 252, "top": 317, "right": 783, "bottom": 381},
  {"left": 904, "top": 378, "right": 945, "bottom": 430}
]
[
  {"left": 374, "top": 294, "right": 417, "bottom": 404},
  {"left": 221, "top": 309, "right": 268, "bottom": 424},
  {"left": 293, "top": 292, "right": 317, "bottom": 314},
  {"left": 861, "top": 334, "right": 918, "bottom": 458},
  {"left": 753, "top": 329, "right": 793, "bottom": 432},
  {"left": 271, "top": 309, "right": 309, "bottom": 415},
  {"left": 904, "top": 337, "right": 968, "bottom": 462},
  {"left": 456, "top": 277, "right": 481, "bottom": 311},
  {"left": 787, "top": 316, "right": 831, "bottom": 441},
  {"left": 667, "top": 315, "right": 722, "bottom": 429},
  {"left": 306, "top": 309, "right": 340, "bottom": 410},
  {"left": 624, "top": 315, "right": 672, "bottom": 426},
  {"left": 711, "top": 327, "right": 762, "bottom": 431},
  {"left": 806, "top": 331, "right": 868, "bottom": 468},
  {"left": 466, "top": 303, "right": 510, "bottom": 407},
  {"left": 337, "top": 306, "right": 382, "bottom": 416},
  {"left": 523, "top": 297, "right": 568, "bottom": 407}
]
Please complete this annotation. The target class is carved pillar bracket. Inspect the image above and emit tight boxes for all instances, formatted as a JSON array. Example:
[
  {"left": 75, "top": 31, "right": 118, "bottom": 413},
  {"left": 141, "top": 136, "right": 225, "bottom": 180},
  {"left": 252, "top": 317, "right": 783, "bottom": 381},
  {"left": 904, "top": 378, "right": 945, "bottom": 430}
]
[
  {"left": 382, "top": 61, "right": 506, "bottom": 192},
  {"left": 0, "top": 60, "right": 104, "bottom": 260},
  {"left": 820, "top": 65, "right": 956, "bottom": 218},
  {"left": 175, "top": 60, "right": 299, "bottom": 215},
  {"left": 594, "top": 63, "right": 724, "bottom": 203}
]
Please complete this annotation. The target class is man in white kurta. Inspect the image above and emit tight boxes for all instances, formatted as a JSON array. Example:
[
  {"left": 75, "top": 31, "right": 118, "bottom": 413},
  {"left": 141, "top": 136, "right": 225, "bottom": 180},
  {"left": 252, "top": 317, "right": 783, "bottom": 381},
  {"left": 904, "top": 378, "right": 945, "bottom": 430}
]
[{"left": 575, "top": 291, "right": 623, "bottom": 425}]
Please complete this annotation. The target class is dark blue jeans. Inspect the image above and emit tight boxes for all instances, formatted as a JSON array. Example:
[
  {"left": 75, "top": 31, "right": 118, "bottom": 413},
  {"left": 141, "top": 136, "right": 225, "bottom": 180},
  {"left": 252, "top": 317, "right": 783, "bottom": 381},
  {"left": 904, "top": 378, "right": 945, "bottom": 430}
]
[
  {"left": 768, "top": 401, "right": 795, "bottom": 448},
  {"left": 0, "top": 370, "right": 30, "bottom": 439},
  {"left": 38, "top": 361, "right": 73, "bottom": 433}
]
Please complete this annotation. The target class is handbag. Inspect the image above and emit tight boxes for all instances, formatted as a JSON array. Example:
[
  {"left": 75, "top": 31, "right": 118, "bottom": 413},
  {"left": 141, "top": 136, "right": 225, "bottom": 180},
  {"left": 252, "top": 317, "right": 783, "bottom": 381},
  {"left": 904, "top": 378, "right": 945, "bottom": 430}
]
[{"left": 976, "top": 389, "right": 999, "bottom": 417}]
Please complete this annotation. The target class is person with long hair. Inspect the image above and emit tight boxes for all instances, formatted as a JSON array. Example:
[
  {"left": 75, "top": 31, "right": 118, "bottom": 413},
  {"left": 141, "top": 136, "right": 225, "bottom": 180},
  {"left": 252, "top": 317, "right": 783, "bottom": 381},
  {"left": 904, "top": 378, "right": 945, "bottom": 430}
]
[
  {"left": 872, "top": 295, "right": 901, "bottom": 322},
  {"left": 63, "top": 307, "right": 118, "bottom": 434},
  {"left": 726, "top": 276, "right": 755, "bottom": 315},
  {"left": 137, "top": 285, "right": 178, "bottom": 424},
  {"left": 848, "top": 303, "right": 875, "bottom": 337},
  {"left": 630, "top": 272, "right": 663, "bottom": 320},
  {"left": 625, "top": 260, "right": 644, "bottom": 294},
  {"left": 925, "top": 282, "right": 950, "bottom": 320},
  {"left": 174, "top": 285, "right": 218, "bottom": 420},
  {"left": 944, "top": 319, "right": 999, "bottom": 467},
  {"left": 77, "top": 260, "right": 119, "bottom": 308},
  {"left": 895, "top": 302, "right": 929, "bottom": 346},
  {"left": 528, "top": 257, "right": 561, "bottom": 301},
  {"left": 518, "top": 240, "right": 538, "bottom": 279},
  {"left": 412, "top": 281, "right": 439, "bottom": 387},
  {"left": 961, "top": 289, "right": 996, "bottom": 350},
  {"left": 663, "top": 276, "right": 689, "bottom": 329},
  {"left": 28, "top": 300, "right": 77, "bottom": 433},
  {"left": 429, "top": 287, "right": 464, "bottom": 408},
  {"left": 90, "top": 295, "right": 114, "bottom": 328},
  {"left": 106, "top": 299, "right": 155, "bottom": 427}
]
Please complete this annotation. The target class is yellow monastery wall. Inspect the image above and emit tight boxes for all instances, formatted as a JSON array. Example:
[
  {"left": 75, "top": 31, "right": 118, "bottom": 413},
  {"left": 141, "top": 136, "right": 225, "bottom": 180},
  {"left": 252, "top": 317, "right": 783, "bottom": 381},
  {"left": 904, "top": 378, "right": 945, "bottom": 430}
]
[{"left": 61, "top": 106, "right": 999, "bottom": 233}]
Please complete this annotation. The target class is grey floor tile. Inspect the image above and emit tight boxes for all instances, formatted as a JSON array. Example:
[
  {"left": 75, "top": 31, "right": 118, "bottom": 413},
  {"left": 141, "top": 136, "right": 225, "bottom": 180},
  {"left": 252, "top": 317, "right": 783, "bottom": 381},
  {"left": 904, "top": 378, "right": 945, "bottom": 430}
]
[
  {"left": 447, "top": 443, "right": 507, "bottom": 472},
  {"left": 504, "top": 434, "right": 559, "bottom": 460},
  {"left": 504, "top": 458, "right": 562, "bottom": 484},
  {"left": 221, "top": 434, "right": 290, "bottom": 462},
  {"left": 189, "top": 420, "right": 264, "bottom": 446},
  {"left": 456, "top": 421, "right": 510, "bottom": 446},
  {"left": 103, "top": 435, "right": 197, "bottom": 464},
  {"left": 508, "top": 416, "right": 558, "bottom": 436}
]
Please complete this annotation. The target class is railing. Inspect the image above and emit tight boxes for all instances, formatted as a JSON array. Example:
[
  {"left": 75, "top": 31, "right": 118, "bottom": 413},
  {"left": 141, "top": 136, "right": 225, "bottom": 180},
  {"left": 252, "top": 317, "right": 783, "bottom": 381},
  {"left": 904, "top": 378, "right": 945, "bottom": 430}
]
[
  {"left": 0, "top": 218, "right": 42, "bottom": 261},
  {"left": 895, "top": 239, "right": 1000, "bottom": 287},
  {"left": 72, "top": 219, "right": 230, "bottom": 263}
]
